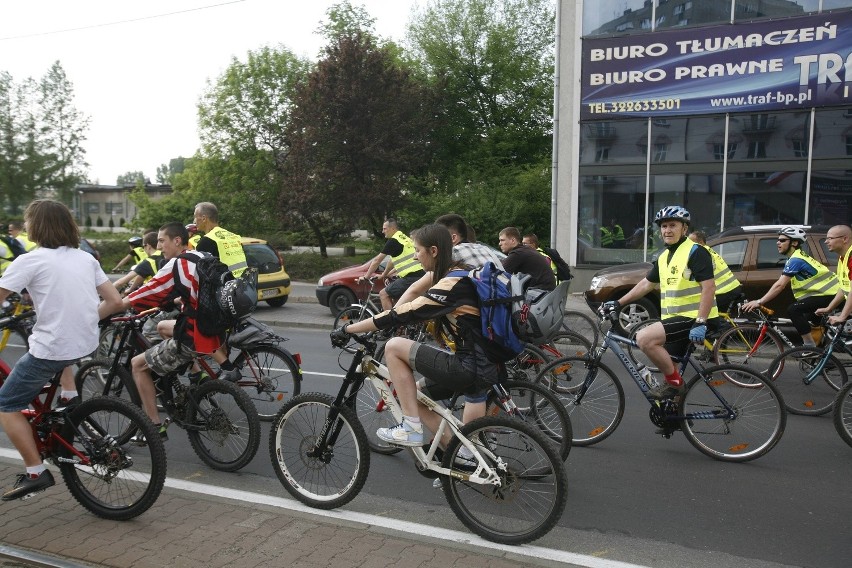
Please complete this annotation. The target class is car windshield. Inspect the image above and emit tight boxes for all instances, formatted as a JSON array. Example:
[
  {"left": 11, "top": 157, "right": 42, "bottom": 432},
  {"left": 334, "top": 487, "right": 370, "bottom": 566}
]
[{"left": 243, "top": 243, "right": 280, "bottom": 270}]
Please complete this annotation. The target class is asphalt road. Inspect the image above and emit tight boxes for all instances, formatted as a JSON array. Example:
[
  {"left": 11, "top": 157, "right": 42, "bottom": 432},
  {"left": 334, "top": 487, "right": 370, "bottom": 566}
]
[{"left": 0, "top": 298, "right": 850, "bottom": 568}]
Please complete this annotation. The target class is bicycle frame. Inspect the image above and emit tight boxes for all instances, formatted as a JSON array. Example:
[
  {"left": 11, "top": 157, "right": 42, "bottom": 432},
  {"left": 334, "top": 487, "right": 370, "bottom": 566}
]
[
  {"left": 798, "top": 325, "right": 852, "bottom": 385},
  {"left": 321, "top": 337, "right": 505, "bottom": 485}
]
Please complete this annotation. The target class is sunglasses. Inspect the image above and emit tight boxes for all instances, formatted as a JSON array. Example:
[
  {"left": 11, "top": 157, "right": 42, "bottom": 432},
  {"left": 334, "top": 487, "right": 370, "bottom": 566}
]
[{"left": 777, "top": 238, "right": 790, "bottom": 243}]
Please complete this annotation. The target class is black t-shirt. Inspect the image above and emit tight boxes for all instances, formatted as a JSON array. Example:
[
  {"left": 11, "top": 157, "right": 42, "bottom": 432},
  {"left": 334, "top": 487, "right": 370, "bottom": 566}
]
[
  {"left": 646, "top": 237, "right": 714, "bottom": 284},
  {"left": 501, "top": 246, "right": 556, "bottom": 290},
  {"left": 380, "top": 238, "right": 404, "bottom": 257},
  {"left": 195, "top": 236, "right": 219, "bottom": 257}
]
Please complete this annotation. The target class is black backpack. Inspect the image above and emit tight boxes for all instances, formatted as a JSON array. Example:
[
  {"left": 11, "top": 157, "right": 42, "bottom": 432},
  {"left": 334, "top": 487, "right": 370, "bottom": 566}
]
[
  {"left": 543, "top": 246, "right": 572, "bottom": 283},
  {"left": 0, "top": 236, "right": 26, "bottom": 260}
]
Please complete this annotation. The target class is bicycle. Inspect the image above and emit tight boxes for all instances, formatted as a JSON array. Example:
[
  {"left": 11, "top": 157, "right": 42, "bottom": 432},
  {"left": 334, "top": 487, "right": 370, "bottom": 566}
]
[
  {"left": 765, "top": 322, "right": 850, "bottom": 416},
  {"left": 75, "top": 309, "right": 261, "bottom": 472},
  {"left": 269, "top": 332, "right": 568, "bottom": 545},
  {"left": 832, "top": 374, "right": 852, "bottom": 448},
  {"left": 0, "top": 293, "right": 35, "bottom": 352},
  {"left": 333, "top": 276, "right": 384, "bottom": 328},
  {"left": 0, "top": 345, "right": 166, "bottom": 519},
  {"left": 563, "top": 308, "right": 598, "bottom": 346},
  {"left": 534, "top": 308, "right": 787, "bottom": 462}
]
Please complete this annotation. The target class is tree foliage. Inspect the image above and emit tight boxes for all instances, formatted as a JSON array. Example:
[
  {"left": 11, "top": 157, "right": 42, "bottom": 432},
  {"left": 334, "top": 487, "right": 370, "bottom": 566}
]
[
  {"left": 156, "top": 156, "right": 186, "bottom": 185},
  {"left": 116, "top": 171, "right": 148, "bottom": 185}
]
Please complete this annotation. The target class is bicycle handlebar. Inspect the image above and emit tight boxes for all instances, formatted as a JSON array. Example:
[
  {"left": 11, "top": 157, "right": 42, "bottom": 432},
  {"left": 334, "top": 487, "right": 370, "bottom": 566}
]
[
  {"left": 0, "top": 308, "right": 36, "bottom": 328},
  {"left": 107, "top": 307, "right": 160, "bottom": 323}
]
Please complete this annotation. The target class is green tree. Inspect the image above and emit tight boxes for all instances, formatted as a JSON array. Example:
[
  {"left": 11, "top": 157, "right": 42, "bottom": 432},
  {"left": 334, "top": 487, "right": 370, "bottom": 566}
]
[
  {"left": 116, "top": 171, "right": 147, "bottom": 185},
  {"left": 155, "top": 156, "right": 186, "bottom": 185}
]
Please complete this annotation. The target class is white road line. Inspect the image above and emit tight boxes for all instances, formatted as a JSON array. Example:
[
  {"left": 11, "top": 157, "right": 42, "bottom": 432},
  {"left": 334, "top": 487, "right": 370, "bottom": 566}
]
[{"left": 0, "top": 447, "right": 647, "bottom": 568}]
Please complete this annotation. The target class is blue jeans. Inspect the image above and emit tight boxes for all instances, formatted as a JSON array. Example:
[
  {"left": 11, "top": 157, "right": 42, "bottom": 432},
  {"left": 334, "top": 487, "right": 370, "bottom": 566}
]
[{"left": 0, "top": 353, "right": 75, "bottom": 412}]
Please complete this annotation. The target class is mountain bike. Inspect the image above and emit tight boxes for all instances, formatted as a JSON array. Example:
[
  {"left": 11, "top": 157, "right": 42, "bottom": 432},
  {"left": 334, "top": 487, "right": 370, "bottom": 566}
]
[
  {"left": 269, "top": 332, "right": 568, "bottom": 545},
  {"left": 333, "top": 276, "right": 384, "bottom": 328},
  {"left": 75, "top": 310, "right": 260, "bottom": 472},
  {"left": 0, "top": 293, "right": 35, "bottom": 351},
  {"left": 534, "top": 308, "right": 787, "bottom": 462},
  {"left": 0, "top": 349, "right": 166, "bottom": 520},
  {"left": 832, "top": 377, "right": 852, "bottom": 448},
  {"left": 766, "top": 322, "right": 850, "bottom": 416}
]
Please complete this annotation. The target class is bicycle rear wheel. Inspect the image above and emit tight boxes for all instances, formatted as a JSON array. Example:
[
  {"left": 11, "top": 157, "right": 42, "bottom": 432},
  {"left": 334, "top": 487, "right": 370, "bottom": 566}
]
[
  {"left": 74, "top": 358, "right": 141, "bottom": 444},
  {"left": 680, "top": 364, "right": 786, "bottom": 462},
  {"left": 185, "top": 379, "right": 261, "bottom": 471},
  {"left": 534, "top": 356, "right": 625, "bottom": 446},
  {"left": 832, "top": 380, "right": 852, "bottom": 448},
  {"left": 563, "top": 309, "right": 598, "bottom": 346},
  {"left": 59, "top": 397, "right": 166, "bottom": 520},
  {"left": 767, "top": 347, "right": 847, "bottom": 416},
  {"left": 232, "top": 345, "right": 302, "bottom": 421},
  {"left": 486, "top": 379, "right": 572, "bottom": 461},
  {"left": 333, "top": 305, "right": 373, "bottom": 328},
  {"left": 713, "top": 323, "right": 784, "bottom": 379},
  {"left": 442, "top": 415, "right": 568, "bottom": 544},
  {"left": 546, "top": 330, "right": 591, "bottom": 357},
  {"left": 505, "top": 344, "right": 550, "bottom": 382},
  {"left": 269, "top": 393, "right": 370, "bottom": 509}
]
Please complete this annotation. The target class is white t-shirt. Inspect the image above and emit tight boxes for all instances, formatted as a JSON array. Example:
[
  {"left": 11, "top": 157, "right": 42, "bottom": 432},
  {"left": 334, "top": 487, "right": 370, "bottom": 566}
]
[{"left": 0, "top": 246, "right": 108, "bottom": 360}]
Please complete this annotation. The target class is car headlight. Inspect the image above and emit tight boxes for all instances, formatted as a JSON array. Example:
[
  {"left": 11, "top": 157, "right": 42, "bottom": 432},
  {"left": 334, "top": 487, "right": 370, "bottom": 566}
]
[
  {"left": 589, "top": 276, "right": 603, "bottom": 291},
  {"left": 317, "top": 277, "right": 324, "bottom": 286}
]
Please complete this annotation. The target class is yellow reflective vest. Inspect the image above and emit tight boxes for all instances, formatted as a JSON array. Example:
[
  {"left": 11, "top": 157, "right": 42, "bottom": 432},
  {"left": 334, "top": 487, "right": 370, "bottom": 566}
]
[
  {"left": 389, "top": 231, "right": 423, "bottom": 277},
  {"left": 703, "top": 245, "right": 740, "bottom": 295},
  {"left": 837, "top": 245, "right": 852, "bottom": 294},
  {"left": 658, "top": 239, "right": 719, "bottom": 320},
  {"left": 205, "top": 226, "right": 248, "bottom": 277},
  {"left": 131, "top": 246, "right": 148, "bottom": 264},
  {"left": 16, "top": 232, "right": 36, "bottom": 252},
  {"left": 788, "top": 249, "right": 840, "bottom": 300}
]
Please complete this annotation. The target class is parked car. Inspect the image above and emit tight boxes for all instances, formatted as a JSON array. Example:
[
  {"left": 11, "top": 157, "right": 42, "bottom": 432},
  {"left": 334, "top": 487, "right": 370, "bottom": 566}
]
[
  {"left": 241, "top": 237, "right": 291, "bottom": 307},
  {"left": 585, "top": 225, "right": 835, "bottom": 334},
  {"left": 80, "top": 238, "right": 100, "bottom": 261},
  {"left": 316, "top": 259, "right": 388, "bottom": 316}
]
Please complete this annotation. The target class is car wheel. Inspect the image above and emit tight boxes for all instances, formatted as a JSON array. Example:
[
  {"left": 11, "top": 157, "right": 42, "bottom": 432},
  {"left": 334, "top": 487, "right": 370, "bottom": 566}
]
[
  {"left": 328, "top": 287, "right": 357, "bottom": 316},
  {"left": 616, "top": 296, "right": 658, "bottom": 335},
  {"left": 266, "top": 296, "right": 288, "bottom": 307}
]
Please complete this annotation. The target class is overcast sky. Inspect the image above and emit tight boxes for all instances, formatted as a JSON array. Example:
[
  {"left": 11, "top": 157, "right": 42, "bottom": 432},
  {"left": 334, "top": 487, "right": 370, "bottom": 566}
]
[{"left": 0, "top": 0, "right": 416, "bottom": 185}]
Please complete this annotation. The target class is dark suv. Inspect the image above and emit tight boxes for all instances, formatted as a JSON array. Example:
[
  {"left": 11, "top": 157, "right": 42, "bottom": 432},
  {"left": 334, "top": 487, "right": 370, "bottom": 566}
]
[{"left": 585, "top": 225, "right": 835, "bottom": 334}]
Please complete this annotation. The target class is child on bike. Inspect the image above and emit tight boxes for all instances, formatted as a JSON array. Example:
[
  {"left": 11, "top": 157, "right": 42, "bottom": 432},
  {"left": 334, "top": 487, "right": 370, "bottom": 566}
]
[
  {"left": 332, "top": 223, "right": 500, "bottom": 447},
  {"left": 0, "top": 200, "right": 123, "bottom": 500}
]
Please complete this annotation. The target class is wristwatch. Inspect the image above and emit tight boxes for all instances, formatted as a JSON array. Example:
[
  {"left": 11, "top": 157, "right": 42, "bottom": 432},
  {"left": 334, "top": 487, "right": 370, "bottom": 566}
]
[{"left": 694, "top": 317, "right": 706, "bottom": 324}]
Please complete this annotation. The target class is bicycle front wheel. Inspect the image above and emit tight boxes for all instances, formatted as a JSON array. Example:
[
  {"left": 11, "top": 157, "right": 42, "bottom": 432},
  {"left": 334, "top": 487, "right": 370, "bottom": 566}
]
[
  {"left": 713, "top": 323, "right": 784, "bottom": 378},
  {"left": 505, "top": 344, "right": 550, "bottom": 382},
  {"left": 563, "top": 309, "right": 598, "bottom": 346},
  {"left": 767, "top": 347, "right": 847, "bottom": 416},
  {"left": 442, "top": 415, "right": 568, "bottom": 545},
  {"left": 333, "top": 305, "right": 373, "bottom": 328},
  {"left": 680, "top": 364, "right": 786, "bottom": 462},
  {"left": 185, "top": 379, "right": 261, "bottom": 471},
  {"left": 534, "top": 356, "right": 625, "bottom": 446},
  {"left": 74, "top": 358, "right": 141, "bottom": 444},
  {"left": 546, "top": 330, "right": 591, "bottom": 357},
  {"left": 269, "top": 393, "right": 370, "bottom": 509},
  {"left": 832, "top": 381, "right": 852, "bottom": 448},
  {"left": 232, "top": 345, "right": 302, "bottom": 421},
  {"left": 59, "top": 396, "right": 166, "bottom": 520}
]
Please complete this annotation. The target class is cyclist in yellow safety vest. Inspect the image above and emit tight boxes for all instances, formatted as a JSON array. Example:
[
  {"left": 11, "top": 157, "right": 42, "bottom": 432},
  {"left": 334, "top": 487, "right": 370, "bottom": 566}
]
[
  {"left": 742, "top": 226, "right": 840, "bottom": 347},
  {"left": 112, "top": 236, "right": 148, "bottom": 272},
  {"left": 192, "top": 202, "right": 248, "bottom": 277},
  {"left": 688, "top": 230, "right": 743, "bottom": 314},
  {"left": 358, "top": 218, "right": 426, "bottom": 310},
  {"left": 600, "top": 206, "right": 718, "bottom": 401},
  {"left": 815, "top": 224, "right": 852, "bottom": 326},
  {"left": 599, "top": 225, "right": 613, "bottom": 248},
  {"left": 7, "top": 222, "right": 37, "bottom": 252},
  {"left": 112, "top": 232, "right": 164, "bottom": 296}
]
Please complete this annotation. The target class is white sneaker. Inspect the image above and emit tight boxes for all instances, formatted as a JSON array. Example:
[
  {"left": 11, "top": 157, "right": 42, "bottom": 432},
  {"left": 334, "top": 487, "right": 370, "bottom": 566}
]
[{"left": 376, "top": 421, "right": 423, "bottom": 446}]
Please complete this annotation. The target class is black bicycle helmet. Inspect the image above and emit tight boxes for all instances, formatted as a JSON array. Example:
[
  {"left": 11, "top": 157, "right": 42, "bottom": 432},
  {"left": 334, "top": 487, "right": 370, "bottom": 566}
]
[
  {"left": 653, "top": 205, "right": 690, "bottom": 226},
  {"left": 218, "top": 278, "right": 256, "bottom": 319},
  {"left": 127, "top": 236, "right": 143, "bottom": 248}
]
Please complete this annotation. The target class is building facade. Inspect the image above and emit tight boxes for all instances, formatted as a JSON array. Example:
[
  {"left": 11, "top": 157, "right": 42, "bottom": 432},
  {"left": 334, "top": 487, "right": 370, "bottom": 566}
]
[
  {"left": 76, "top": 183, "right": 172, "bottom": 229},
  {"left": 554, "top": 0, "right": 852, "bottom": 284}
]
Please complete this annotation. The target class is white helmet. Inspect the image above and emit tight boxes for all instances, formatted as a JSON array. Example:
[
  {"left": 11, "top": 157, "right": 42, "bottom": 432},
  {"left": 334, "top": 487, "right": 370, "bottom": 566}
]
[
  {"left": 654, "top": 206, "right": 690, "bottom": 226},
  {"left": 778, "top": 226, "right": 806, "bottom": 242}
]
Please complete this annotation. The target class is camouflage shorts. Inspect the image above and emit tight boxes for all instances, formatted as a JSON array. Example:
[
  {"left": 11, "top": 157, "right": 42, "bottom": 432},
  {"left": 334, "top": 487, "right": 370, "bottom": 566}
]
[{"left": 144, "top": 338, "right": 195, "bottom": 376}]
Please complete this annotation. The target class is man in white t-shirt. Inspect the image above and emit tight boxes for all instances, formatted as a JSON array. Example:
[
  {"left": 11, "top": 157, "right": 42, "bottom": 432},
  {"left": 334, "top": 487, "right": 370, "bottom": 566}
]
[{"left": 0, "top": 200, "right": 123, "bottom": 501}]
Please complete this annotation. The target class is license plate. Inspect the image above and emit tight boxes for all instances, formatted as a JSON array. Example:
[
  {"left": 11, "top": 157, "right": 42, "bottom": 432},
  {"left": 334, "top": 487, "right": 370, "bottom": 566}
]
[{"left": 260, "top": 288, "right": 279, "bottom": 299}]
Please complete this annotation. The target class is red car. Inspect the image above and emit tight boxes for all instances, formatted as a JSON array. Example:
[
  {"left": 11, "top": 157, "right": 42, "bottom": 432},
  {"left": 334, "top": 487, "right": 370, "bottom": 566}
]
[{"left": 316, "top": 259, "right": 387, "bottom": 315}]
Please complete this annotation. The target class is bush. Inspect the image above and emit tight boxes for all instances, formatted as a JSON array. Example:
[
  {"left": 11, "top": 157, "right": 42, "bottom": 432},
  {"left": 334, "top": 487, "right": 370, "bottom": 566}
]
[{"left": 282, "top": 252, "right": 371, "bottom": 282}]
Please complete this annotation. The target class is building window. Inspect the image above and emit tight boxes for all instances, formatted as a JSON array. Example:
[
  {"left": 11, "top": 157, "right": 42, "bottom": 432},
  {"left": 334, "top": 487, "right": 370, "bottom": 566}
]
[
  {"left": 105, "top": 202, "right": 124, "bottom": 215},
  {"left": 640, "top": 18, "right": 651, "bottom": 28},
  {"left": 654, "top": 143, "right": 668, "bottom": 162},
  {"left": 792, "top": 139, "right": 808, "bottom": 158},
  {"left": 655, "top": 14, "right": 666, "bottom": 26},
  {"left": 85, "top": 203, "right": 100, "bottom": 214},
  {"left": 673, "top": 3, "right": 684, "bottom": 15},
  {"left": 747, "top": 141, "right": 766, "bottom": 159},
  {"left": 595, "top": 146, "right": 610, "bottom": 162}
]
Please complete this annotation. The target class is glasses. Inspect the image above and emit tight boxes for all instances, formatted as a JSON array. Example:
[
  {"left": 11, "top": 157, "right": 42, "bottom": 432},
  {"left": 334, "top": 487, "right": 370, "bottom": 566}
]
[
  {"left": 825, "top": 236, "right": 842, "bottom": 241},
  {"left": 776, "top": 238, "right": 790, "bottom": 243}
]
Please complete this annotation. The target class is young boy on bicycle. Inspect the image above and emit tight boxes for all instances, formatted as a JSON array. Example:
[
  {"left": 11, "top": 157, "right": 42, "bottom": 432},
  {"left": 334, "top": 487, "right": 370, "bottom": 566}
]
[{"left": 0, "top": 200, "right": 123, "bottom": 500}]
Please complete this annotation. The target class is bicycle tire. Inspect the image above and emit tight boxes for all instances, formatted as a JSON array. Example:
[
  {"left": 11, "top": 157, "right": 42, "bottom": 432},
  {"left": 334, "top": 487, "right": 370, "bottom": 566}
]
[
  {"left": 563, "top": 309, "right": 598, "bottom": 346},
  {"left": 679, "top": 364, "right": 786, "bottom": 462},
  {"left": 534, "top": 355, "right": 625, "bottom": 446},
  {"left": 74, "top": 358, "right": 141, "bottom": 444},
  {"left": 505, "top": 344, "right": 550, "bottom": 382},
  {"left": 713, "top": 323, "right": 784, "bottom": 379},
  {"left": 269, "top": 392, "right": 370, "bottom": 509},
  {"left": 333, "top": 305, "right": 375, "bottom": 328},
  {"left": 185, "top": 379, "right": 261, "bottom": 471},
  {"left": 232, "top": 344, "right": 302, "bottom": 421},
  {"left": 832, "top": 380, "right": 852, "bottom": 449},
  {"left": 59, "top": 396, "right": 167, "bottom": 520},
  {"left": 546, "top": 330, "right": 591, "bottom": 357},
  {"left": 485, "top": 379, "right": 572, "bottom": 461},
  {"left": 355, "top": 375, "right": 403, "bottom": 456},
  {"left": 441, "top": 415, "right": 568, "bottom": 545},
  {"left": 766, "top": 346, "right": 847, "bottom": 416}
]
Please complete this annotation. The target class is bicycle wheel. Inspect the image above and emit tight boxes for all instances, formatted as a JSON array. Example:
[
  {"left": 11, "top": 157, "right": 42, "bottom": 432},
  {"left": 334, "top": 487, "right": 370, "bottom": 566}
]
[
  {"left": 232, "top": 345, "right": 302, "bottom": 421},
  {"left": 713, "top": 323, "right": 784, "bottom": 379},
  {"left": 96, "top": 323, "right": 119, "bottom": 360},
  {"left": 355, "top": 379, "right": 403, "bottom": 455},
  {"left": 59, "top": 396, "right": 166, "bottom": 520},
  {"left": 534, "top": 356, "right": 625, "bottom": 446},
  {"left": 74, "top": 358, "right": 141, "bottom": 444},
  {"left": 546, "top": 330, "right": 591, "bottom": 358},
  {"left": 333, "top": 305, "right": 373, "bottom": 328},
  {"left": 832, "top": 380, "right": 852, "bottom": 449},
  {"left": 185, "top": 379, "right": 261, "bottom": 471},
  {"left": 505, "top": 344, "right": 550, "bottom": 382},
  {"left": 486, "top": 379, "right": 572, "bottom": 461},
  {"left": 269, "top": 392, "right": 370, "bottom": 509},
  {"left": 442, "top": 415, "right": 568, "bottom": 545},
  {"left": 766, "top": 347, "right": 847, "bottom": 416},
  {"left": 680, "top": 364, "right": 786, "bottom": 462},
  {"left": 563, "top": 309, "right": 598, "bottom": 346}
]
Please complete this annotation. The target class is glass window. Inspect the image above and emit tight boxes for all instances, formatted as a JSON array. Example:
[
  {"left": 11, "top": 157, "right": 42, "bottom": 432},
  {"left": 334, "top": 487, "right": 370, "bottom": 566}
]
[
  {"left": 580, "top": 120, "right": 649, "bottom": 164},
  {"left": 809, "top": 170, "right": 852, "bottom": 225},
  {"left": 85, "top": 203, "right": 100, "bottom": 214},
  {"left": 823, "top": 0, "right": 852, "bottom": 9},
  {"left": 734, "top": 0, "right": 816, "bottom": 20},
  {"left": 812, "top": 107, "right": 852, "bottom": 159},
  {"left": 756, "top": 237, "right": 787, "bottom": 269},
  {"left": 656, "top": 0, "right": 730, "bottom": 29},
  {"left": 724, "top": 172, "right": 807, "bottom": 227},
  {"left": 728, "top": 111, "right": 811, "bottom": 161},
  {"left": 577, "top": 174, "right": 648, "bottom": 264},
  {"left": 651, "top": 174, "right": 724, "bottom": 236},
  {"left": 712, "top": 239, "right": 747, "bottom": 271},
  {"left": 583, "top": 0, "right": 654, "bottom": 36}
]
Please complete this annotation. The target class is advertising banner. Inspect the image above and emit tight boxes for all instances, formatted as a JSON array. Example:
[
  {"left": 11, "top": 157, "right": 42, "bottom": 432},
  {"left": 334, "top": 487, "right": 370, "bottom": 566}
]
[{"left": 581, "top": 10, "right": 852, "bottom": 119}]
